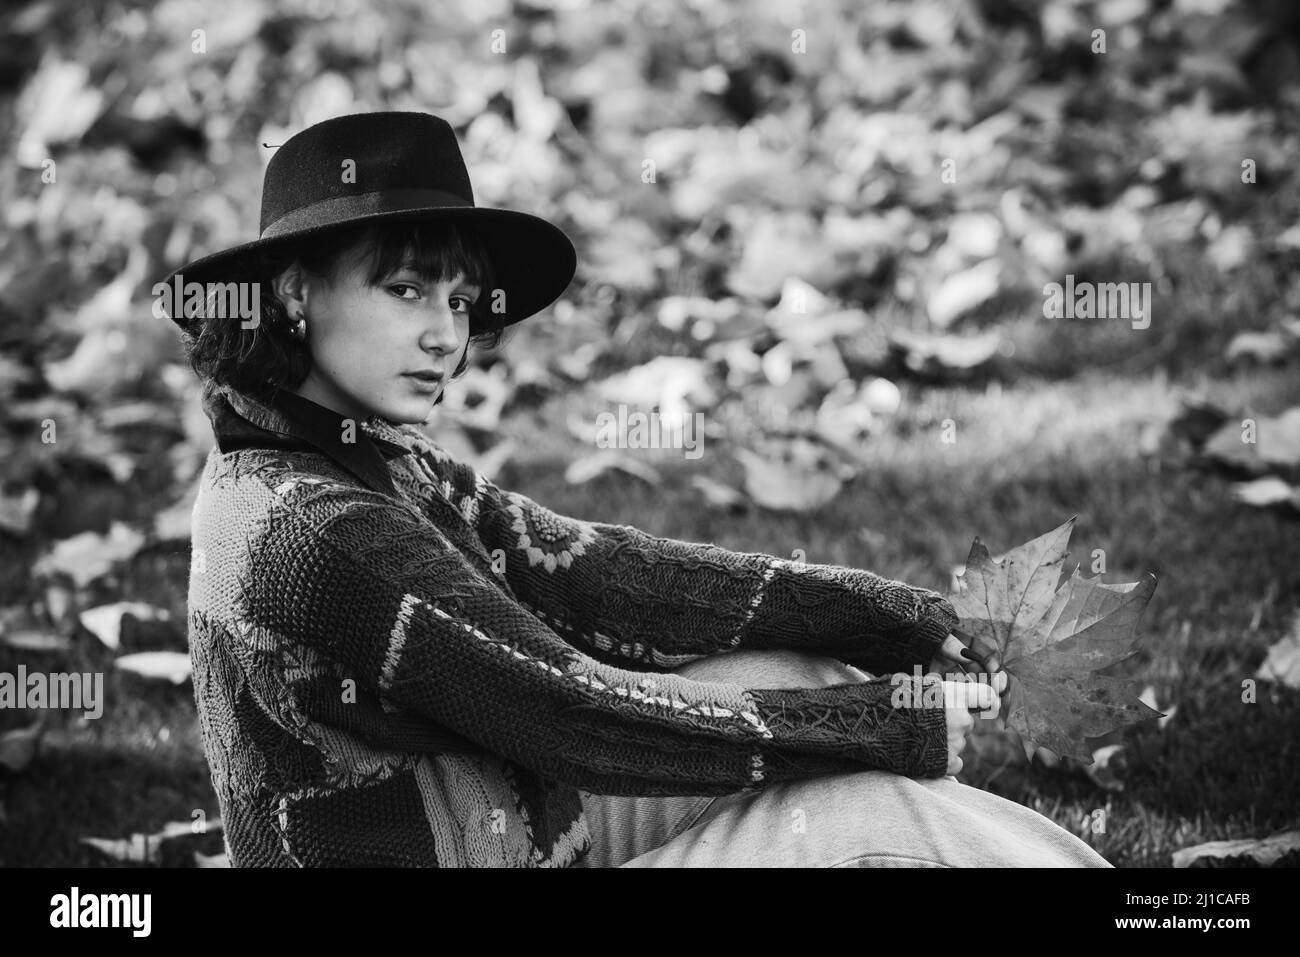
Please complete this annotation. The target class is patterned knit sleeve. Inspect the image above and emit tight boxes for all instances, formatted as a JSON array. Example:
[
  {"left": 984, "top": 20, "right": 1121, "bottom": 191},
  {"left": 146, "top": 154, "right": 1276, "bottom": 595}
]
[
  {"left": 394, "top": 429, "right": 958, "bottom": 678},
  {"left": 243, "top": 472, "right": 950, "bottom": 796}
]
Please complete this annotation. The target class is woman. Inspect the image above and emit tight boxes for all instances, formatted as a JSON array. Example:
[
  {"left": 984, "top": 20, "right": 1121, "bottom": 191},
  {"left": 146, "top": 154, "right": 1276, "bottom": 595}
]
[{"left": 163, "top": 111, "right": 1108, "bottom": 867}]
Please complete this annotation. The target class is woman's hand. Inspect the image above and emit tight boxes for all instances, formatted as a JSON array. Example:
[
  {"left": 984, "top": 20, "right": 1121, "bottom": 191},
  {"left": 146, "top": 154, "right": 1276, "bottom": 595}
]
[
  {"left": 941, "top": 680, "right": 1002, "bottom": 776},
  {"left": 928, "top": 632, "right": 1001, "bottom": 678},
  {"left": 929, "top": 632, "right": 1008, "bottom": 712},
  {"left": 930, "top": 631, "right": 1010, "bottom": 776}
]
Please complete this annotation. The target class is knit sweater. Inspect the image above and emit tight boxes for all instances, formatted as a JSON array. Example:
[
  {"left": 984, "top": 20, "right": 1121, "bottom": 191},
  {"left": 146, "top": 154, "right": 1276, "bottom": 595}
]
[{"left": 187, "top": 382, "right": 959, "bottom": 867}]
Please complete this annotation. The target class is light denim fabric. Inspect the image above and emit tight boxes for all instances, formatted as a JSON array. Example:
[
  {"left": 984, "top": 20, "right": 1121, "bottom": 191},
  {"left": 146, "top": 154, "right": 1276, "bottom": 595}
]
[{"left": 572, "top": 649, "right": 1112, "bottom": 868}]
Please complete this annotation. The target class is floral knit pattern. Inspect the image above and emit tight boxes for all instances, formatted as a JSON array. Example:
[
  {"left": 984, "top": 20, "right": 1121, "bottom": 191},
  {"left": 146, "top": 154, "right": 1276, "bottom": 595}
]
[
  {"left": 187, "top": 395, "right": 958, "bottom": 868},
  {"left": 504, "top": 490, "right": 599, "bottom": 572}
]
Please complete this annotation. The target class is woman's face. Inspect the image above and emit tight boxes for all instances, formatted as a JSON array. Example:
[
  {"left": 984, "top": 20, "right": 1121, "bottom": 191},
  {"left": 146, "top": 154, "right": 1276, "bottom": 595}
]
[{"left": 275, "top": 242, "right": 477, "bottom": 424}]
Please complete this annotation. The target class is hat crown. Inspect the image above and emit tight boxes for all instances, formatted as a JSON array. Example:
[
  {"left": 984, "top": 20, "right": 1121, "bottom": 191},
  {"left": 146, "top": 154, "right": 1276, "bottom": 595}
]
[{"left": 259, "top": 112, "right": 475, "bottom": 236}]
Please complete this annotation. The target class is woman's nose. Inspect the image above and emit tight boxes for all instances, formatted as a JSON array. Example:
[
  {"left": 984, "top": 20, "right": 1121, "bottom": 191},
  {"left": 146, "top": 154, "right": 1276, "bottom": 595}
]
[{"left": 418, "top": 301, "right": 459, "bottom": 355}]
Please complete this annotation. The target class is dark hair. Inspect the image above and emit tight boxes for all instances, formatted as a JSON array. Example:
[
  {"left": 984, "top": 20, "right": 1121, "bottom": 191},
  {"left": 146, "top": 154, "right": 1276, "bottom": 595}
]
[{"left": 184, "top": 219, "right": 501, "bottom": 406}]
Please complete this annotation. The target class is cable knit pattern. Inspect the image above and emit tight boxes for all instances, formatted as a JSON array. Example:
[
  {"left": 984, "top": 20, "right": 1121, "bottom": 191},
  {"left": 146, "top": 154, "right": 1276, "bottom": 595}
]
[{"left": 187, "top": 387, "right": 956, "bottom": 867}]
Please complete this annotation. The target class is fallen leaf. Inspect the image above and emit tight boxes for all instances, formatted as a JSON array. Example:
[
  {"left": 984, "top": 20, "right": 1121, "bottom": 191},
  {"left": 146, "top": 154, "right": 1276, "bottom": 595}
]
[
  {"left": 81, "top": 818, "right": 224, "bottom": 866},
  {"left": 79, "top": 834, "right": 153, "bottom": 864},
  {"left": 43, "top": 585, "right": 74, "bottom": 628},
  {"left": 689, "top": 475, "right": 748, "bottom": 512},
  {"left": 1151, "top": 94, "right": 1259, "bottom": 200},
  {"left": 439, "top": 364, "right": 512, "bottom": 433},
  {"left": 509, "top": 354, "right": 556, "bottom": 393},
  {"left": 761, "top": 341, "right": 794, "bottom": 385},
  {"left": 1256, "top": 407, "right": 1300, "bottom": 468},
  {"left": 726, "top": 212, "right": 836, "bottom": 300},
  {"left": 734, "top": 441, "right": 849, "bottom": 513},
  {"left": 553, "top": 342, "right": 601, "bottom": 382},
  {"left": 583, "top": 218, "right": 660, "bottom": 293},
  {"left": 1172, "top": 830, "right": 1300, "bottom": 868},
  {"left": 763, "top": 277, "right": 833, "bottom": 331},
  {"left": 1081, "top": 743, "right": 1127, "bottom": 792},
  {"left": 594, "top": 357, "right": 717, "bottom": 423},
  {"left": 32, "top": 522, "right": 146, "bottom": 589},
  {"left": 99, "top": 399, "right": 180, "bottom": 431},
  {"left": 944, "top": 212, "right": 1003, "bottom": 260},
  {"left": 1203, "top": 407, "right": 1300, "bottom": 473},
  {"left": 44, "top": 251, "right": 163, "bottom": 399},
  {"left": 15, "top": 57, "right": 104, "bottom": 165},
  {"left": 1225, "top": 330, "right": 1296, "bottom": 364},
  {"left": 948, "top": 516, "right": 1161, "bottom": 762},
  {"left": 1139, "top": 684, "right": 1178, "bottom": 729},
  {"left": 1206, "top": 224, "right": 1253, "bottom": 272},
  {"left": 815, "top": 381, "right": 880, "bottom": 457},
  {"left": 0, "top": 487, "right": 40, "bottom": 537},
  {"left": 0, "top": 628, "right": 71, "bottom": 653},
  {"left": 79, "top": 602, "right": 172, "bottom": 651},
  {"left": 1202, "top": 419, "right": 1266, "bottom": 472},
  {"left": 153, "top": 485, "right": 199, "bottom": 541},
  {"left": 1256, "top": 613, "right": 1300, "bottom": 689},
  {"left": 658, "top": 295, "right": 745, "bottom": 338},
  {"left": 769, "top": 308, "right": 875, "bottom": 347},
  {"left": 889, "top": 328, "right": 1002, "bottom": 376},
  {"left": 926, "top": 260, "right": 1001, "bottom": 328},
  {"left": 564, "top": 450, "right": 661, "bottom": 487},
  {"left": 114, "top": 652, "right": 192, "bottom": 685},
  {"left": 862, "top": 377, "right": 902, "bottom": 416},
  {"left": 1231, "top": 476, "right": 1300, "bottom": 510}
]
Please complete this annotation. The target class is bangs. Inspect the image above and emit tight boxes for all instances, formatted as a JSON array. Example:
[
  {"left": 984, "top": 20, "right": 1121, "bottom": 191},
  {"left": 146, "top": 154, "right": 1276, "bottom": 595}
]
[{"left": 346, "top": 220, "right": 494, "bottom": 290}]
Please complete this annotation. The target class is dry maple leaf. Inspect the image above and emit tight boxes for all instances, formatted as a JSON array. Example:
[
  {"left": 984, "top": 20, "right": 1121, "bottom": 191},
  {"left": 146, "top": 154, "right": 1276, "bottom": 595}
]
[{"left": 948, "top": 516, "right": 1161, "bottom": 763}]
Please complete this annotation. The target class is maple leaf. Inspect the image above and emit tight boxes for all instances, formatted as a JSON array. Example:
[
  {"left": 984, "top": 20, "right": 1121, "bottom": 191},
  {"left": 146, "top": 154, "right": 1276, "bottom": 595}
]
[{"left": 948, "top": 516, "right": 1161, "bottom": 763}]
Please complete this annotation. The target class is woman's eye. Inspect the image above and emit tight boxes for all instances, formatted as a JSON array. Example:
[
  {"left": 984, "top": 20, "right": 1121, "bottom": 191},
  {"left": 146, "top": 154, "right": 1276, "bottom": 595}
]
[
  {"left": 450, "top": 296, "right": 476, "bottom": 313},
  {"left": 389, "top": 283, "right": 420, "bottom": 300}
]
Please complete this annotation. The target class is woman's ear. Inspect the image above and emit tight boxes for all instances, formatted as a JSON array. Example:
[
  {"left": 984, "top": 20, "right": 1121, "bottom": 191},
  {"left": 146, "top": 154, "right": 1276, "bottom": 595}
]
[{"left": 272, "top": 262, "right": 307, "bottom": 315}]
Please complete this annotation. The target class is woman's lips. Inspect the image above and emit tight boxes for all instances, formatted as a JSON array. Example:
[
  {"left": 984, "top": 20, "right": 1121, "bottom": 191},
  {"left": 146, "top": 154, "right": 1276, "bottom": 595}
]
[{"left": 404, "top": 372, "right": 443, "bottom": 392}]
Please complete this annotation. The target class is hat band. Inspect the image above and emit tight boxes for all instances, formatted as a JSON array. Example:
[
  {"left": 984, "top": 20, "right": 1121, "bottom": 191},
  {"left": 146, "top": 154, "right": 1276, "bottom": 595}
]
[{"left": 260, "top": 188, "right": 474, "bottom": 240}]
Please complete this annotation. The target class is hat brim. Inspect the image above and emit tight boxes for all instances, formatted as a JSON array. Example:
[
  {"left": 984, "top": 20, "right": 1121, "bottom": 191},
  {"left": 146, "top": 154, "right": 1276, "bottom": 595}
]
[{"left": 158, "top": 205, "right": 577, "bottom": 337}]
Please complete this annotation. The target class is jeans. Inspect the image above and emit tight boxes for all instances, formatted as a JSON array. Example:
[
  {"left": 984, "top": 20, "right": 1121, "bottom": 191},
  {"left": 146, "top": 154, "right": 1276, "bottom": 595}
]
[{"left": 571, "top": 649, "right": 1112, "bottom": 868}]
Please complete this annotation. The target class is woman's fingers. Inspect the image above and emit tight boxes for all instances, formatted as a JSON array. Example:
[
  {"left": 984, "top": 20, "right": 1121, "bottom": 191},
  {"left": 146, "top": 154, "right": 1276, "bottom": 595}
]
[
  {"left": 952, "top": 628, "right": 1002, "bottom": 676},
  {"left": 940, "top": 677, "right": 1006, "bottom": 776},
  {"left": 939, "top": 633, "right": 969, "bottom": 664},
  {"left": 941, "top": 682, "right": 979, "bottom": 776},
  {"left": 942, "top": 679, "right": 997, "bottom": 713},
  {"left": 942, "top": 633, "right": 1008, "bottom": 701}
]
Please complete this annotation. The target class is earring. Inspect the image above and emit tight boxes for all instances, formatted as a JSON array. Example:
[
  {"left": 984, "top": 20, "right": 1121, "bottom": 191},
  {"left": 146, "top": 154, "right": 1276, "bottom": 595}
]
[{"left": 290, "top": 312, "right": 307, "bottom": 341}]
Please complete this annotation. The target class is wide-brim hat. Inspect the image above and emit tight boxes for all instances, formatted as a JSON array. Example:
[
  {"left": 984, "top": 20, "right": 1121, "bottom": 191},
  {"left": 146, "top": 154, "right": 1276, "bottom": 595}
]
[{"left": 158, "top": 110, "right": 577, "bottom": 337}]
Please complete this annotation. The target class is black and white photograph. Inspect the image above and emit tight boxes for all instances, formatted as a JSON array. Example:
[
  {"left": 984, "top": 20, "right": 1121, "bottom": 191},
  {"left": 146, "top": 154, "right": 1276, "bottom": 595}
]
[{"left": 0, "top": 0, "right": 1296, "bottom": 916}]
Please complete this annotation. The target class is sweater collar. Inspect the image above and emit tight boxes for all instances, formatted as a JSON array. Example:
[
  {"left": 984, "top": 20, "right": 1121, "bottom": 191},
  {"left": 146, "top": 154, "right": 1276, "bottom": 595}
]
[{"left": 202, "top": 382, "right": 412, "bottom": 499}]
